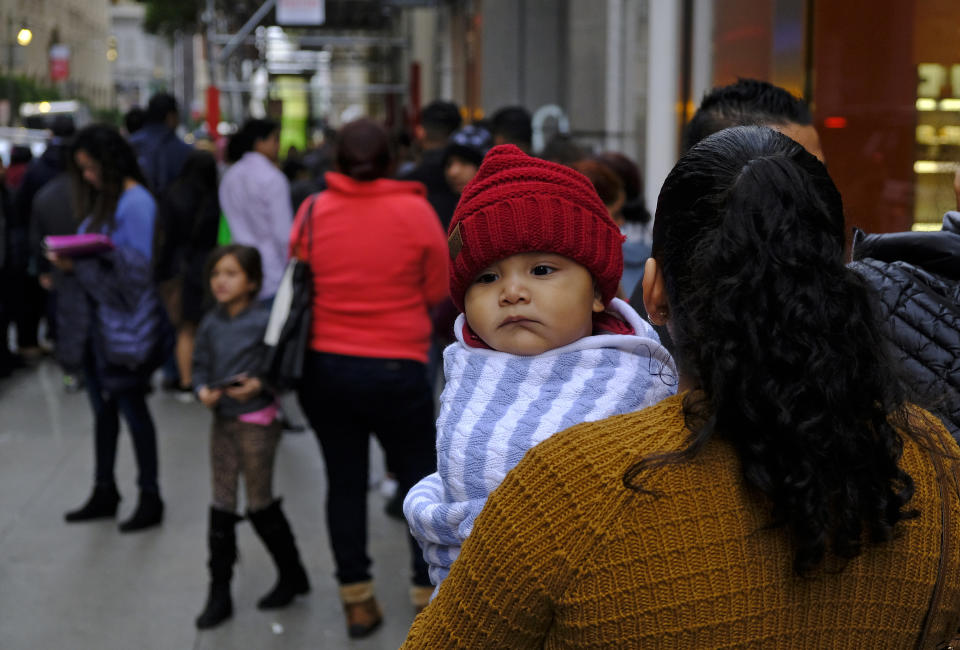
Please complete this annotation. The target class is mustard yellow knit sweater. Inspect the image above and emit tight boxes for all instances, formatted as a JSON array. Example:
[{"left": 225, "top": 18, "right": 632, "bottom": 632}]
[{"left": 402, "top": 393, "right": 960, "bottom": 649}]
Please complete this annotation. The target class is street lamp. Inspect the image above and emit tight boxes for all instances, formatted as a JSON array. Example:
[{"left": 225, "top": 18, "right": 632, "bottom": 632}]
[
  {"left": 5, "top": 18, "right": 30, "bottom": 125},
  {"left": 16, "top": 27, "right": 31, "bottom": 47}
]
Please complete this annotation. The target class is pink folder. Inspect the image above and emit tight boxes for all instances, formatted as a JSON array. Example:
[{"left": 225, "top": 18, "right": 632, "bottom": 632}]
[{"left": 43, "top": 234, "right": 114, "bottom": 257}]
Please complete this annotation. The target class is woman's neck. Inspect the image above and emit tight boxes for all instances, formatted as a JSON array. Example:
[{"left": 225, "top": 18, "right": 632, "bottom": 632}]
[{"left": 123, "top": 177, "right": 139, "bottom": 191}]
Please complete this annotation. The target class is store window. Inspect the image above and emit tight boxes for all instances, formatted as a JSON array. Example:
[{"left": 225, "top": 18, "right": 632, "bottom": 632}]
[{"left": 912, "top": 0, "right": 960, "bottom": 229}]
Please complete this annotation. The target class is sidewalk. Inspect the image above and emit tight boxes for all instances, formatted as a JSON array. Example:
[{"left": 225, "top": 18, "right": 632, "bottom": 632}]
[{"left": 0, "top": 359, "right": 419, "bottom": 649}]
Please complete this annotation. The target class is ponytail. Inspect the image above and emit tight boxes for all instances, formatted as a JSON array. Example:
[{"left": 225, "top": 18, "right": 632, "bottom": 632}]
[{"left": 628, "top": 126, "right": 919, "bottom": 575}]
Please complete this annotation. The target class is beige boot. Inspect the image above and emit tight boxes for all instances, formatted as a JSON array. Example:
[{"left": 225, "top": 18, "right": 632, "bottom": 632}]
[
  {"left": 340, "top": 581, "right": 383, "bottom": 638},
  {"left": 410, "top": 585, "right": 434, "bottom": 614}
]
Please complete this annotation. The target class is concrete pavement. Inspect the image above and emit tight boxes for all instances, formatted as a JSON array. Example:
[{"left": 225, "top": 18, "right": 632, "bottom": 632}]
[{"left": 0, "top": 358, "right": 421, "bottom": 650}]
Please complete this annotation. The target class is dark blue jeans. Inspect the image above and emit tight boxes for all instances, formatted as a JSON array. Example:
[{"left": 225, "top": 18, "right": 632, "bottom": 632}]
[
  {"left": 298, "top": 351, "right": 436, "bottom": 587},
  {"left": 84, "top": 357, "right": 160, "bottom": 493}
]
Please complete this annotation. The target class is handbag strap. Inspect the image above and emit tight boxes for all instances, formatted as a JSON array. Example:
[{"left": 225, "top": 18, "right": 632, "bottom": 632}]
[{"left": 293, "top": 194, "right": 319, "bottom": 263}]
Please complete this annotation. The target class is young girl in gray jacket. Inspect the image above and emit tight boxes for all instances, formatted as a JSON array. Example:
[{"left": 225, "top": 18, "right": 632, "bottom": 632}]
[{"left": 192, "top": 244, "right": 310, "bottom": 629}]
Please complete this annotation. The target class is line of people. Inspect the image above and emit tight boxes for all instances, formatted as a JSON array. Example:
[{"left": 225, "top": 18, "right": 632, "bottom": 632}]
[{"left": 7, "top": 76, "right": 960, "bottom": 646}]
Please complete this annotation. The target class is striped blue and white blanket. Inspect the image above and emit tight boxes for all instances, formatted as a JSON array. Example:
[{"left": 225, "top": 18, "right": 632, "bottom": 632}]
[{"left": 404, "top": 298, "right": 677, "bottom": 589}]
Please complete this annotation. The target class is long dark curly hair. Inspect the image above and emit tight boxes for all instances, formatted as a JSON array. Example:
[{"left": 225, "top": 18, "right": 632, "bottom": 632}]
[
  {"left": 69, "top": 124, "right": 148, "bottom": 232},
  {"left": 626, "top": 126, "right": 922, "bottom": 575}
]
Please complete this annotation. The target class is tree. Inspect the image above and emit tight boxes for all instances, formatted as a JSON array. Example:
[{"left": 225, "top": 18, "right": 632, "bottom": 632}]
[{"left": 138, "top": 0, "right": 265, "bottom": 39}]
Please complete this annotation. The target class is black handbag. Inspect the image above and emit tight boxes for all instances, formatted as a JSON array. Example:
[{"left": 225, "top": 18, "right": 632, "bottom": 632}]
[{"left": 262, "top": 195, "right": 317, "bottom": 391}]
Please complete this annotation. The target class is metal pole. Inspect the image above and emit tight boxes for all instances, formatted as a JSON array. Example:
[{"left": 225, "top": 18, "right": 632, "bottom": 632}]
[
  {"left": 644, "top": 0, "right": 681, "bottom": 219},
  {"left": 205, "top": 0, "right": 217, "bottom": 85},
  {"left": 217, "top": 0, "right": 277, "bottom": 64}
]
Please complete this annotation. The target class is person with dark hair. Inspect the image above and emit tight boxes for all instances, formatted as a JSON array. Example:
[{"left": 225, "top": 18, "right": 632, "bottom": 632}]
[
  {"left": 683, "top": 78, "right": 823, "bottom": 160},
  {"left": 52, "top": 124, "right": 171, "bottom": 532},
  {"left": 675, "top": 80, "right": 960, "bottom": 439},
  {"left": 401, "top": 100, "right": 463, "bottom": 228},
  {"left": 442, "top": 124, "right": 492, "bottom": 196},
  {"left": 8, "top": 116, "right": 77, "bottom": 357},
  {"left": 630, "top": 78, "right": 824, "bottom": 344},
  {"left": 571, "top": 159, "right": 625, "bottom": 218},
  {"left": 0, "top": 178, "right": 14, "bottom": 377},
  {"left": 192, "top": 244, "right": 310, "bottom": 629},
  {"left": 388, "top": 122, "right": 493, "bottom": 521},
  {"left": 128, "top": 92, "right": 193, "bottom": 196},
  {"left": 153, "top": 150, "right": 222, "bottom": 398},
  {"left": 431, "top": 123, "right": 491, "bottom": 393},
  {"left": 539, "top": 133, "right": 587, "bottom": 165},
  {"left": 123, "top": 106, "right": 146, "bottom": 137},
  {"left": 403, "top": 127, "right": 960, "bottom": 647},
  {"left": 489, "top": 105, "right": 533, "bottom": 153},
  {"left": 595, "top": 151, "right": 653, "bottom": 298},
  {"left": 218, "top": 118, "right": 292, "bottom": 300},
  {"left": 4, "top": 145, "right": 32, "bottom": 191},
  {"left": 290, "top": 117, "right": 447, "bottom": 637}
]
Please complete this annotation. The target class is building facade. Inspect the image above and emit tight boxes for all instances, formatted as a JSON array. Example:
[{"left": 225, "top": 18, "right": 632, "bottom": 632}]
[
  {"left": 109, "top": 0, "right": 175, "bottom": 114},
  {"left": 406, "top": 0, "right": 952, "bottom": 234},
  {"left": 1, "top": 0, "right": 112, "bottom": 113}
]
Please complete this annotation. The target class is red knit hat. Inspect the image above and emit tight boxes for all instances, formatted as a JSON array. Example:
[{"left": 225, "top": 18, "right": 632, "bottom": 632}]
[{"left": 447, "top": 144, "right": 625, "bottom": 312}]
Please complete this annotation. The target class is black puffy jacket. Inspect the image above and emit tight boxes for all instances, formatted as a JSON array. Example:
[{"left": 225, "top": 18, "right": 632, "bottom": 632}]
[{"left": 850, "top": 213, "right": 960, "bottom": 438}]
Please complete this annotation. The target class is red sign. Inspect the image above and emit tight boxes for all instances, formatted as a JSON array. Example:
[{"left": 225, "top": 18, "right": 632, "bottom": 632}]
[
  {"left": 49, "top": 44, "right": 70, "bottom": 82},
  {"left": 206, "top": 86, "right": 220, "bottom": 142}
]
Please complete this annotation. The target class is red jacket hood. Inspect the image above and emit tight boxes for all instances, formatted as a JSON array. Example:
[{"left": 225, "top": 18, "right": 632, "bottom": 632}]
[{"left": 324, "top": 171, "right": 427, "bottom": 198}]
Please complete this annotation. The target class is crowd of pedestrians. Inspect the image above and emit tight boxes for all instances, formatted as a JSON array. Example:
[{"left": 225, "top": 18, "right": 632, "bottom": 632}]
[{"left": 1, "top": 78, "right": 959, "bottom": 647}]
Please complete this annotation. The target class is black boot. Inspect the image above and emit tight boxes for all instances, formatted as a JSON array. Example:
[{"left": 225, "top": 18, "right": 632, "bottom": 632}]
[
  {"left": 118, "top": 490, "right": 164, "bottom": 533},
  {"left": 248, "top": 499, "right": 311, "bottom": 609},
  {"left": 196, "top": 508, "right": 243, "bottom": 630},
  {"left": 64, "top": 484, "right": 121, "bottom": 522}
]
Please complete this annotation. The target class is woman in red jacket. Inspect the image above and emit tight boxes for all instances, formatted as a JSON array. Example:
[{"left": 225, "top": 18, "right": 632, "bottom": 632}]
[{"left": 289, "top": 118, "right": 448, "bottom": 638}]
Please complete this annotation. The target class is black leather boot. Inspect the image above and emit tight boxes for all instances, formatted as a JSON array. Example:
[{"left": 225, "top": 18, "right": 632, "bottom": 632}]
[
  {"left": 196, "top": 507, "right": 243, "bottom": 630},
  {"left": 118, "top": 490, "right": 164, "bottom": 533},
  {"left": 64, "top": 484, "right": 121, "bottom": 522},
  {"left": 248, "top": 499, "right": 311, "bottom": 609}
]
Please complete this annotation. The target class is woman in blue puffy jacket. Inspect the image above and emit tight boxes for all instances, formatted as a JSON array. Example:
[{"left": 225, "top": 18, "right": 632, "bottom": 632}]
[{"left": 52, "top": 125, "right": 169, "bottom": 532}]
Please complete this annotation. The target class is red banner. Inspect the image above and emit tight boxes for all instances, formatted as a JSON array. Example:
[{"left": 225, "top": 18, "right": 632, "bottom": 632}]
[{"left": 49, "top": 44, "right": 70, "bottom": 82}]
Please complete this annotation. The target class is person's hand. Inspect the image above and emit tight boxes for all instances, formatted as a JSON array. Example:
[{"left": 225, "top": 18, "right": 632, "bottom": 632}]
[
  {"left": 224, "top": 375, "right": 262, "bottom": 403},
  {"left": 38, "top": 272, "right": 53, "bottom": 290},
  {"left": 197, "top": 385, "right": 222, "bottom": 408},
  {"left": 45, "top": 251, "right": 74, "bottom": 272}
]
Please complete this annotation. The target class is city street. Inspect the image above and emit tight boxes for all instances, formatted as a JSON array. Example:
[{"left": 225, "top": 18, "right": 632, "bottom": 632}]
[{"left": 0, "top": 358, "right": 418, "bottom": 650}]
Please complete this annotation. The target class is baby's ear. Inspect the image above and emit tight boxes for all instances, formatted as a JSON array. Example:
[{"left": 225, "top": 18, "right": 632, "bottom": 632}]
[{"left": 592, "top": 286, "right": 605, "bottom": 313}]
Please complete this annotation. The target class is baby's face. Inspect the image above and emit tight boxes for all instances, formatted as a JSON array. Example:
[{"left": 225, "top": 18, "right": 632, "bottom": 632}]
[{"left": 464, "top": 252, "right": 604, "bottom": 356}]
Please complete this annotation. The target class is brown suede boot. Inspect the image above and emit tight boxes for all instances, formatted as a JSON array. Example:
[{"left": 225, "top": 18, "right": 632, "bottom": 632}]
[
  {"left": 410, "top": 585, "right": 434, "bottom": 614},
  {"left": 340, "top": 581, "right": 383, "bottom": 639}
]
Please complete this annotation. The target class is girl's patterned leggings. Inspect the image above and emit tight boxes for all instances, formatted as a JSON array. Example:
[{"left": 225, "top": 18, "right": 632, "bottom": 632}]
[{"left": 210, "top": 416, "right": 282, "bottom": 512}]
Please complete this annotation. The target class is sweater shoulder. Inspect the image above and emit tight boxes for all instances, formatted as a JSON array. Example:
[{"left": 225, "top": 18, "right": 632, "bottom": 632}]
[{"left": 526, "top": 393, "right": 688, "bottom": 483}]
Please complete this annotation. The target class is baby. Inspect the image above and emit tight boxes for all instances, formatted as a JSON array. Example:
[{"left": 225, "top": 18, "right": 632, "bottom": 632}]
[{"left": 404, "top": 144, "right": 677, "bottom": 591}]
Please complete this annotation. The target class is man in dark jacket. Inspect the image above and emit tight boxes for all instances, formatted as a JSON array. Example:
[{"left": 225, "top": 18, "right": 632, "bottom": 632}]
[
  {"left": 9, "top": 116, "right": 76, "bottom": 356},
  {"left": 630, "top": 78, "right": 960, "bottom": 440},
  {"left": 128, "top": 92, "right": 192, "bottom": 197},
  {"left": 631, "top": 79, "right": 824, "bottom": 350},
  {"left": 400, "top": 100, "right": 462, "bottom": 229},
  {"left": 850, "top": 207, "right": 960, "bottom": 438}
]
